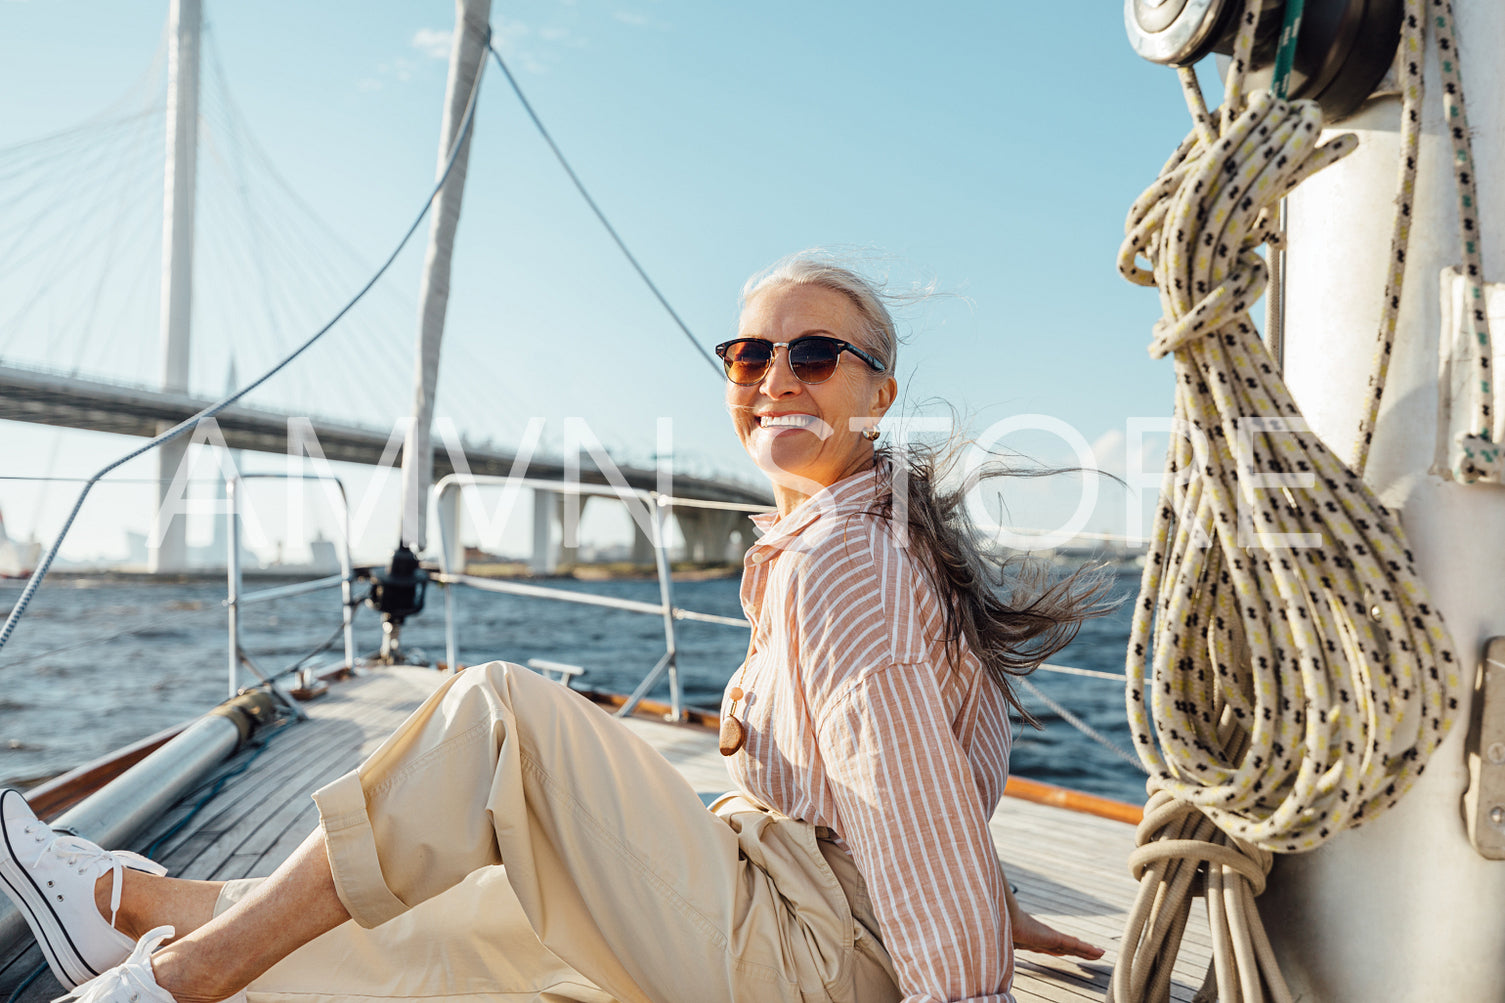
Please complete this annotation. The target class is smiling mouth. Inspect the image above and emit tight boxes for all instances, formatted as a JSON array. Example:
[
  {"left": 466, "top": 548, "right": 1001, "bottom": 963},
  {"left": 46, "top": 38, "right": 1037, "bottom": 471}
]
[{"left": 757, "top": 414, "right": 819, "bottom": 430}]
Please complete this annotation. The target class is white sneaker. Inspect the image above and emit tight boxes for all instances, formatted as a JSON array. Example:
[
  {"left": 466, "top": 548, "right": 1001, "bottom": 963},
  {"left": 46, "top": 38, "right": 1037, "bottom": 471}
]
[
  {"left": 51, "top": 926, "right": 178, "bottom": 1003},
  {"left": 52, "top": 926, "right": 248, "bottom": 1003},
  {"left": 0, "top": 788, "right": 168, "bottom": 989}
]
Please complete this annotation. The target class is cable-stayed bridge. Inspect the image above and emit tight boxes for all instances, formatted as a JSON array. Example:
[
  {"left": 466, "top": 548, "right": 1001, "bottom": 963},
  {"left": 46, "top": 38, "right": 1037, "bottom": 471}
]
[
  {"left": 0, "top": 2, "right": 769, "bottom": 573},
  {"left": 0, "top": 360, "right": 768, "bottom": 572}
]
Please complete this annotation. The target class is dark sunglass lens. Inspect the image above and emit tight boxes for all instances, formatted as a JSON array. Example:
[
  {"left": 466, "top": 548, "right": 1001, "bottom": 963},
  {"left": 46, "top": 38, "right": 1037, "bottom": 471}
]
[
  {"left": 724, "top": 341, "right": 773, "bottom": 384},
  {"left": 788, "top": 338, "right": 840, "bottom": 383}
]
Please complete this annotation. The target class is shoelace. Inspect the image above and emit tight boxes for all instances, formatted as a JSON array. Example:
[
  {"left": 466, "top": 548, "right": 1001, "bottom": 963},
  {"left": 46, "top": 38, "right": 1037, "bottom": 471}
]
[
  {"left": 51, "top": 926, "right": 176, "bottom": 1003},
  {"left": 23, "top": 822, "right": 168, "bottom": 927}
]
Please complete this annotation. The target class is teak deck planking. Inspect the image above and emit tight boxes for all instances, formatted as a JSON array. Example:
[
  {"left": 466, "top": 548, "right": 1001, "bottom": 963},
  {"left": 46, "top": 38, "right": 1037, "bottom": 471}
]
[{"left": 0, "top": 667, "right": 1213, "bottom": 1002}]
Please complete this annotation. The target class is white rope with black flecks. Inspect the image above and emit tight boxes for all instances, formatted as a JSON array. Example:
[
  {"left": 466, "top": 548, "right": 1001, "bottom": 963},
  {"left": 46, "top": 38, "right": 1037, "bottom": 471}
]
[
  {"left": 1356, "top": 0, "right": 1495, "bottom": 480},
  {"left": 1108, "top": 3, "right": 1464, "bottom": 1000}
]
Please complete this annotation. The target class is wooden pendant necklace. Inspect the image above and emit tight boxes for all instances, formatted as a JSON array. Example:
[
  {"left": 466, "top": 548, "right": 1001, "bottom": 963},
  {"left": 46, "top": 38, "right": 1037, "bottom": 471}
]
[
  {"left": 719, "top": 686, "right": 747, "bottom": 756},
  {"left": 720, "top": 632, "right": 757, "bottom": 757}
]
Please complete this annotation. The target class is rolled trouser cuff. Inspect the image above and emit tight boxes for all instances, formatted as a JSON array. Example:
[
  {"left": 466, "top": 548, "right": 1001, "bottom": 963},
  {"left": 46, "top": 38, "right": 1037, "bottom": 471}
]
[{"left": 313, "top": 770, "right": 410, "bottom": 928}]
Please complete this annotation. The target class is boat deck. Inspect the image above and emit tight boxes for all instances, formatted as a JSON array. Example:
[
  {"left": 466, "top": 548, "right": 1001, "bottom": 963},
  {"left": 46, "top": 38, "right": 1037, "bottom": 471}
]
[{"left": 1, "top": 668, "right": 1212, "bottom": 1002}]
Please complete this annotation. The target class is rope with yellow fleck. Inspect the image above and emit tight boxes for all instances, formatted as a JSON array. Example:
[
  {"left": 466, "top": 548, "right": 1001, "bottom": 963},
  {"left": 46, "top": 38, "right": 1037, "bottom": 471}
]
[
  {"left": 1355, "top": 0, "right": 1495, "bottom": 480},
  {"left": 1107, "top": 2, "right": 1465, "bottom": 1000}
]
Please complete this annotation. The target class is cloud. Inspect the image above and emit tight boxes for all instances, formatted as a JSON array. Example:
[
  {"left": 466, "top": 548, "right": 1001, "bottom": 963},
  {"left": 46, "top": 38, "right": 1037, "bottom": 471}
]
[
  {"left": 1090, "top": 428, "right": 1126, "bottom": 475},
  {"left": 376, "top": 58, "right": 416, "bottom": 83},
  {"left": 494, "top": 16, "right": 532, "bottom": 43},
  {"left": 411, "top": 28, "right": 452, "bottom": 60},
  {"left": 489, "top": 15, "right": 588, "bottom": 73},
  {"left": 613, "top": 11, "right": 648, "bottom": 25},
  {"left": 357, "top": 78, "right": 382, "bottom": 92}
]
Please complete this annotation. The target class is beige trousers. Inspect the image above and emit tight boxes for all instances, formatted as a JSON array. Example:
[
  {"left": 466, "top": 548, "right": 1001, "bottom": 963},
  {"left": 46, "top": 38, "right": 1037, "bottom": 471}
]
[{"left": 219, "top": 662, "right": 899, "bottom": 1003}]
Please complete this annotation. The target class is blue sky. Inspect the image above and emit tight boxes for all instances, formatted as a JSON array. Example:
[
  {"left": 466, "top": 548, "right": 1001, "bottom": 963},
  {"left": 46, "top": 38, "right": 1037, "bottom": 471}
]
[{"left": 0, "top": 1, "right": 1216, "bottom": 561}]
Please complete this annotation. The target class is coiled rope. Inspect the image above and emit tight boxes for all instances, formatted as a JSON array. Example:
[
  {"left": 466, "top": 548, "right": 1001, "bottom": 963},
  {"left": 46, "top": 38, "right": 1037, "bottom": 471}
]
[
  {"left": 1108, "top": 2, "right": 1465, "bottom": 1000},
  {"left": 1356, "top": 0, "right": 1494, "bottom": 480}
]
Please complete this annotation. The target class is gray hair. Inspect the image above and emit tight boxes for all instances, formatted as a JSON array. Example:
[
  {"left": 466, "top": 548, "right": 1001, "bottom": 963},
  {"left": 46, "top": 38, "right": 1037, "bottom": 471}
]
[
  {"left": 740, "top": 250, "right": 900, "bottom": 371},
  {"left": 741, "top": 251, "right": 1114, "bottom": 724}
]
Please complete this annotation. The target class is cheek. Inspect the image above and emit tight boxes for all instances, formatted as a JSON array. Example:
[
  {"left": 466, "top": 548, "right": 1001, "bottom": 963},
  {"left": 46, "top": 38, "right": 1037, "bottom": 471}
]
[{"left": 726, "top": 388, "right": 756, "bottom": 440}]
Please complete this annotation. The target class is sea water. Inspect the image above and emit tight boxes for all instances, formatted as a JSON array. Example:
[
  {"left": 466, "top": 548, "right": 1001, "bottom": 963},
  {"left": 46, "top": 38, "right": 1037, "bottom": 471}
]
[{"left": 0, "top": 573, "right": 1148, "bottom": 804}]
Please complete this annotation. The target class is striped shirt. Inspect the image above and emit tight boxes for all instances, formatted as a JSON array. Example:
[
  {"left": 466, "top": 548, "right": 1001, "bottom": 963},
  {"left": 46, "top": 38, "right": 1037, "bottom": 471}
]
[{"left": 722, "top": 466, "right": 1015, "bottom": 1003}]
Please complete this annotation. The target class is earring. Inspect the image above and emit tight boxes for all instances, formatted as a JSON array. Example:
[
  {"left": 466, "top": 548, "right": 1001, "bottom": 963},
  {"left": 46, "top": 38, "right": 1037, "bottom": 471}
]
[{"left": 862, "top": 427, "right": 880, "bottom": 441}]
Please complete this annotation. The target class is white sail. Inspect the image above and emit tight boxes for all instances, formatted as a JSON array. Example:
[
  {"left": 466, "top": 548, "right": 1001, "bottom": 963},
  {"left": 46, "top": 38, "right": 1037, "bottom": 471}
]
[
  {"left": 399, "top": 0, "right": 492, "bottom": 553},
  {"left": 148, "top": 0, "right": 201, "bottom": 573}
]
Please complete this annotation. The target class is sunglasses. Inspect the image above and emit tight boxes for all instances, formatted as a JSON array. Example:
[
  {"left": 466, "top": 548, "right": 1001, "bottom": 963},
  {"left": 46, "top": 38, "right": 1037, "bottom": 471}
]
[{"left": 714, "top": 336, "right": 887, "bottom": 386}]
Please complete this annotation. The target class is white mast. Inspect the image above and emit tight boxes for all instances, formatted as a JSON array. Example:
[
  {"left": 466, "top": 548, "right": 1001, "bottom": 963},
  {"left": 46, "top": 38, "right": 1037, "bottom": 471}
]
[
  {"left": 148, "top": 0, "right": 200, "bottom": 573},
  {"left": 399, "top": 0, "right": 491, "bottom": 554},
  {"left": 1263, "top": 1, "right": 1505, "bottom": 997}
]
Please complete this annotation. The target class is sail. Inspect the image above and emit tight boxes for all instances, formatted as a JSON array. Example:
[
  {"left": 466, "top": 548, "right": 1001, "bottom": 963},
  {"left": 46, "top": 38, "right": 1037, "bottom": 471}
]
[{"left": 399, "top": 0, "right": 492, "bottom": 552}]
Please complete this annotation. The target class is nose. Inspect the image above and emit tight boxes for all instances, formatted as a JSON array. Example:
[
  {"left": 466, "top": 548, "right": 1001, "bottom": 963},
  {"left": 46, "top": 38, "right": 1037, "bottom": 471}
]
[{"left": 758, "top": 345, "right": 802, "bottom": 397}]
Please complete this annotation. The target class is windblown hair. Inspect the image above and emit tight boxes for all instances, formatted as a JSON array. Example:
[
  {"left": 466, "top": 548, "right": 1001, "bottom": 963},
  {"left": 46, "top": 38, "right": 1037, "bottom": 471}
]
[{"left": 744, "top": 250, "right": 1116, "bottom": 724}]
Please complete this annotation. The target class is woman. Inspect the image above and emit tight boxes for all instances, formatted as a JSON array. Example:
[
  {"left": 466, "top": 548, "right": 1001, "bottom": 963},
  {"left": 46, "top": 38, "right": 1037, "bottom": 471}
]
[{"left": 1, "top": 253, "right": 1105, "bottom": 1003}]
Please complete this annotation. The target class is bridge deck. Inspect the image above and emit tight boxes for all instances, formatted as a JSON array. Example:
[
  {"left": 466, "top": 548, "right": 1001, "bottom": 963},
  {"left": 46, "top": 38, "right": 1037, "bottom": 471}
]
[
  {"left": 0, "top": 667, "right": 1210, "bottom": 1002},
  {"left": 0, "top": 363, "right": 770, "bottom": 506}
]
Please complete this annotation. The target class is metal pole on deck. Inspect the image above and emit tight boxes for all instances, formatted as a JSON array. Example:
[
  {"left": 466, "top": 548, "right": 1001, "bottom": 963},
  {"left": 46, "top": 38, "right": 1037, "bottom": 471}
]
[
  {"left": 398, "top": 0, "right": 491, "bottom": 555},
  {"left": 149, "top": 0, "right": 200, "bottom": 574},
  {"left": 653, "top": 497, "right": 681, "bottom": 720},
  {"left": 337, "top": 486, "right": 356, "bottom": 672},
  {"left": 1261, "top": 2, "right": 1505, "bottom": 996},
  {"left": 226, "top": 477, "right": 242, "bottom": 698}
]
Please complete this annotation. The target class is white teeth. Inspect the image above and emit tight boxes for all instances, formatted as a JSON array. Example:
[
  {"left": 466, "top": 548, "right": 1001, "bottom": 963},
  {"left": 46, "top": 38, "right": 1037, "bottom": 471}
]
[{"left": 759, "top": 414, "right": 817, "bottom": 429}]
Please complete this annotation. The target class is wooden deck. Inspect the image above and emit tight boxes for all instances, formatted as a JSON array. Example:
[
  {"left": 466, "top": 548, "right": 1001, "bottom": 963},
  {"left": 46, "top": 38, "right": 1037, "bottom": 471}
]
[{"left": 1, "top": 667, "right": 1211, "bottom": 1001}]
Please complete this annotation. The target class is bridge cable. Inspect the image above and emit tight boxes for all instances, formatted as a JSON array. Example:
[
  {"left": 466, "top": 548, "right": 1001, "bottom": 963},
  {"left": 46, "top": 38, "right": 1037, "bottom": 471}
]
[
  {"left": 486, "top": 40, "right": 722, "bottom": 378},
  {"left": 0, "top": 44, "right": 488, "bottom": 661}
]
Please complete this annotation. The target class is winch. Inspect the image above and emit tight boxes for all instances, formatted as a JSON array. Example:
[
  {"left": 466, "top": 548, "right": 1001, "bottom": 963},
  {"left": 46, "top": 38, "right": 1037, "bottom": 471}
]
[{"left": 1124, "top": 0, "right": 1404, "bottom": 120}]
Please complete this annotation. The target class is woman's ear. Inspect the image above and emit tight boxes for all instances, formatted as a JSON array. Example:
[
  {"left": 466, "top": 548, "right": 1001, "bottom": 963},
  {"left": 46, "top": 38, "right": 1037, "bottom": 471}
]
[{"left": 873, "top": 375, "right": 898, "bottom": 418}]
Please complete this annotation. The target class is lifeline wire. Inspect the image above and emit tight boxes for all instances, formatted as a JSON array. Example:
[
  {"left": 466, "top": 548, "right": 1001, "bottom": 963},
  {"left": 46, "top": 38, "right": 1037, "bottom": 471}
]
[
  {"left": 0, "top": 51, "right": 487, "bottom": 661},
  {"left": 1016, "top": 676, "right": 1146, "bottom": 773},
  {"left": 1109, "top": 1, "right": 1463, "bottom": 999},
  {"left": 486, "top": 42, "right": 723, "bottom": 378}
]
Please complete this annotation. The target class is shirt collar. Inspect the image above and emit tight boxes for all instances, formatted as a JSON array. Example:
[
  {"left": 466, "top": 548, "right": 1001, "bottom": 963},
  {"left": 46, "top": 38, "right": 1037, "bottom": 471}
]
[{"left": 745, "top": 465, "right": 886, "bottom": 564}]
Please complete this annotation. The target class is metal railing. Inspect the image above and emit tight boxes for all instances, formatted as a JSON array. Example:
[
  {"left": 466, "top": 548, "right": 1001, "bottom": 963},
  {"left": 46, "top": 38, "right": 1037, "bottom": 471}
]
[
  {"left": 225, "top": 472, "right": 357, "bottom": 717},
  {"left": 432, "top": 473, "right": 769, "bottom": 720},
  {"left": 429, "top": 474, "right": 1135, "bottom": 728}
]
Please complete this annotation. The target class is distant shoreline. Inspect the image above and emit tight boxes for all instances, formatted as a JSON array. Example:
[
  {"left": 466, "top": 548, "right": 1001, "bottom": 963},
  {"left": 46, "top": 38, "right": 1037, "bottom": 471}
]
[{"left": 1, "top": 562, "right": 745, "bottom": 587}]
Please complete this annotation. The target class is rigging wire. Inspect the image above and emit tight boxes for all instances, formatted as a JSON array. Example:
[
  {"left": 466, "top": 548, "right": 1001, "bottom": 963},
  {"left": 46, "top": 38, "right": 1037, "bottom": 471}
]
[
  {"left": 1017, "top": 675, "right": 1146, "bottom": 773},
  {"left": 485, "top": 40, "right": 722, "bottom": 378},
  {"left": 0, "top": 50, "right": 489, "bottom": 662},
  {"left": 194, "top": 57, "right": 498, "bottom": 431}
]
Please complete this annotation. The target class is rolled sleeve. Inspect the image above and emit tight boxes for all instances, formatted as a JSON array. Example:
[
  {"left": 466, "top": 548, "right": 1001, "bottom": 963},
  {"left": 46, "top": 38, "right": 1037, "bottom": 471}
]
[{"left": 817, "top": 667, "right": 1014, "bottom": 1003}]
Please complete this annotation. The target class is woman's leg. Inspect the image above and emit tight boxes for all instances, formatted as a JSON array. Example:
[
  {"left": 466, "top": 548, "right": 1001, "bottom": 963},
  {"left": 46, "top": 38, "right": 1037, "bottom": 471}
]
[
  {"left": 146, "top": 830, "right": 349, "bottom": 1003},
  {"left": 298, "top": 662, "right": 868, "bottom": 1003},
  {"left": 103, "top": 874, "right": 223, "bottom": 944},
  {"left": 103, "top": 662, "right": 877, "bottom": 1003},
  {"left": 215, "top": 866, "right": 615, "bottom": 1003}
]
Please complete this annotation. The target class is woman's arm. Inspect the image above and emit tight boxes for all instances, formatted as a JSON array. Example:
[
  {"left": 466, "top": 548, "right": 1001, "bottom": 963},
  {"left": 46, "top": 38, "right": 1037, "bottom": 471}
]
[
  {"left": 1000, "top": 877, "right": 1104, "bottom": 960},
  {"left": 818, "top": 667, "right": 1015, "bottom": 1002}
]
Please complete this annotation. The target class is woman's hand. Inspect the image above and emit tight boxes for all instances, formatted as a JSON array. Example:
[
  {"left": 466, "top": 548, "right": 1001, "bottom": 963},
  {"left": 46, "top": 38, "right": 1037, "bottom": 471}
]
[{"left": 1010, "top": 908, "right": 1105, "bottom": 960}]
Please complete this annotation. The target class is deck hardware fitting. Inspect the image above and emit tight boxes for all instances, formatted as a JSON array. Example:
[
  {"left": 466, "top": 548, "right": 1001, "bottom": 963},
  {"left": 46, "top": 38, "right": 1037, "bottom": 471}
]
[{"left": 1464, "top": 638, "right": 1505, "bottom": 857}]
